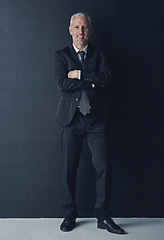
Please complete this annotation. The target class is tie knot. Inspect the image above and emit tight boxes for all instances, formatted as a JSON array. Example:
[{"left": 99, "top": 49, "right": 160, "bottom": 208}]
[{"left": 78, "top": 51, "right": 85, "bottom": 59}]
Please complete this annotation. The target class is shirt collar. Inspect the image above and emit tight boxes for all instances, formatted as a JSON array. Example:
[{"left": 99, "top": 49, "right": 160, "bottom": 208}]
[{"left": 72, "top": 44, "right": 88, "bottom": 54}]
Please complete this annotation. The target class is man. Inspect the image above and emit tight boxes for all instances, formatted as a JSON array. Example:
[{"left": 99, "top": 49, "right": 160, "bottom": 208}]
[{"left": 55, "top": 12, "right": 125, "bottom": 234}]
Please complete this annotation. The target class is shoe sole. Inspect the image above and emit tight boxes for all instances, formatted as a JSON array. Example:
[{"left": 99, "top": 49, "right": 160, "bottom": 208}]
[
  {"left": 60, "top": 224, "right": 76, "bottom": 232},
  {"left": 97, "top": 224, "right": 106, "bottom": 230},
  {"left": 97, "top": 224, "right": 126, "bottom": 234}
]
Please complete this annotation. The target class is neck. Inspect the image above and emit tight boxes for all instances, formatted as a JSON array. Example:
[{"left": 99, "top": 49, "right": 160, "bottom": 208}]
[{"left": 73, "top": 42, "right": 88, "bottom": 50}]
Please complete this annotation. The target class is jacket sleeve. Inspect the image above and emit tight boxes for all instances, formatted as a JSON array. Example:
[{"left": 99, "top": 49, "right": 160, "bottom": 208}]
[
  {"left": 55, "top": 51, "right": 92, "bottom": 92},
  {"left": 81, "top": 49, "right": 112, "bottom": 87}
]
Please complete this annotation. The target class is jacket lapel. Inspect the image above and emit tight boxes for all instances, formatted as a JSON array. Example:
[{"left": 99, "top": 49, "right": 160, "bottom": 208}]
[
  {"left": 83, "top": 43, "right": 93, "bottom": 70},
  {"left": 69, "top": 43, "right": 93, "bottom": 70},
  {"left": 69, "top": 44, "right": 82, "bottom": 69}
]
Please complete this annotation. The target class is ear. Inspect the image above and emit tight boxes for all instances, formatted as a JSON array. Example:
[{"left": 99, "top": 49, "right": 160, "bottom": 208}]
[{"left": 69, "top": 26, "right": 72, "bottom": 36}]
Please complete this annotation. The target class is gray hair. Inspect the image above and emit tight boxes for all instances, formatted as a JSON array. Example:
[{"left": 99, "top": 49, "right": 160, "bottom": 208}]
[{"left": 70, "top": 12, "right": 92, "bottom": 27}]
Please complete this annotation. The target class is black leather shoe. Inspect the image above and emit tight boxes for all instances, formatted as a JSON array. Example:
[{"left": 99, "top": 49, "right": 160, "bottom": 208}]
[
  {"left": 97, "top": 218, "right": 126, "bottom": 234},
  {"left": 60, "top": 215, "right": 76, "bottom": 232}
]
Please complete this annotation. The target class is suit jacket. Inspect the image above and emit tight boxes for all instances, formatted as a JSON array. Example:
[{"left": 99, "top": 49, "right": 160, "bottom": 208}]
[{"left": 55, "top": 43, "right": 112, "bottom": 126}]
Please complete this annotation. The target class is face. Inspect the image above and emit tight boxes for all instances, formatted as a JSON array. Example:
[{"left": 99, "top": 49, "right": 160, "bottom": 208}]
[{"left": 69, "top": 16, "right": 92, "bottom": 49}]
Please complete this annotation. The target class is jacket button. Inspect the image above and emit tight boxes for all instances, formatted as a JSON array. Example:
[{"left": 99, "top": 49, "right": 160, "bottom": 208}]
[{"left": 76, "top": 98, "right": 79, "bottom": 101}]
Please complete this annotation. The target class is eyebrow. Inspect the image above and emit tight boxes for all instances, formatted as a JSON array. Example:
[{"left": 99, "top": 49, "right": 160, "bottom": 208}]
[{"left": 74, "top": 24, "right": 88, "bottom": 27}]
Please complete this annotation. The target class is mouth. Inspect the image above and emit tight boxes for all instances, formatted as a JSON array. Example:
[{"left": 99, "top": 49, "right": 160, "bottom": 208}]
[{"left": 77, "top": 34, "right": 84, "bottom": 39}]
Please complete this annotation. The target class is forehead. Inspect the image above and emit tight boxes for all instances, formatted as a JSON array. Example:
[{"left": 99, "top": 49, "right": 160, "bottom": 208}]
[{"left": 72, "top": 16, "right": 90, "bottom": 26}]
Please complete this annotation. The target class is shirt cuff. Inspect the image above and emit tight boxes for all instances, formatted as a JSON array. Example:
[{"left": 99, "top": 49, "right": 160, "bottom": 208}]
[{"left": 78, "top": 70, "right": 81, "bottom": 80}]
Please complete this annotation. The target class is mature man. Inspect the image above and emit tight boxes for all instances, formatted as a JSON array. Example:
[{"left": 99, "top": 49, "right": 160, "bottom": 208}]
[{"left": 55, "top": 12, "right": 125, "bottom": 234}]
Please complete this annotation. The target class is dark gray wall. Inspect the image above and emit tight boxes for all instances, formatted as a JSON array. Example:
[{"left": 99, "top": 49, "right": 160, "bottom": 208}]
[{"left": 0, "top": 0, "right": 163, "bottom": 217}]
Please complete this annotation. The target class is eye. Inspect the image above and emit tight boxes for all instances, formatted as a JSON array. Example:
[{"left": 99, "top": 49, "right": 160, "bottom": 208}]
[{"left": 75, "top": 26, "right": 79, "bottom": 29}]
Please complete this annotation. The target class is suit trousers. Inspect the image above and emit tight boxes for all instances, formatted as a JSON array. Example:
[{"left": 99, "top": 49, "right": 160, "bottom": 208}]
[{"left": 59, "top": 109, "right": 112, "bottom": 219}]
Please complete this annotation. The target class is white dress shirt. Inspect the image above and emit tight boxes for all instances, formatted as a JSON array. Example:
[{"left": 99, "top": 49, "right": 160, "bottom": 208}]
[
  {"left": 72, "top": 44, "right": 95, "bottom": 87},
  {"left": 72, "top": 44, "right": 87, "bottom": 79}
]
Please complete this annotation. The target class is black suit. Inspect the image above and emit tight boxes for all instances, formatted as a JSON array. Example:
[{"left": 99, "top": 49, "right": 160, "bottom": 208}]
[
  {"left": 55, "top": 43, "right": 112, "bottom": 219},
  {"left": 55, "top": 43, "right": 111, "bottom": 125}
]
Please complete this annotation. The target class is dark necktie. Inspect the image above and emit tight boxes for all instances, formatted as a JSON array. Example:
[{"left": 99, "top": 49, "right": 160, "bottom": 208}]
[{"left": 78, "top": 51, "right": 90, "bottom": 115}]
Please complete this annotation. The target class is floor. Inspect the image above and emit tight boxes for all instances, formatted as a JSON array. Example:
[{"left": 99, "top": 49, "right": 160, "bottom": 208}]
[{"left": 0, "top": 218, "right": 163, "bottom": 240}]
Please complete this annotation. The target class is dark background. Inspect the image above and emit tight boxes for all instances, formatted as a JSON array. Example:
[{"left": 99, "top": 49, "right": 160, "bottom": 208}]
[{"left": 0, "top": 0, "right": 164, "bottom": 218}]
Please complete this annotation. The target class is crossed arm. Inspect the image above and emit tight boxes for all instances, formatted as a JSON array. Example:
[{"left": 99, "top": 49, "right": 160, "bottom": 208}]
[{"left": 55, "top": 51, "right": 111, "bottom": 92}]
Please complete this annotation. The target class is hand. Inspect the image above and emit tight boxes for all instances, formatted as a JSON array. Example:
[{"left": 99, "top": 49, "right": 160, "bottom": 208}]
[{"left": 68, "top": 70, "right": 79, "bottom": 79}]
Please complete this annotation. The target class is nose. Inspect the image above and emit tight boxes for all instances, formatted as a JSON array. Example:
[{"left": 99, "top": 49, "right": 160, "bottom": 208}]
[{"left": 79, "top": 26, "right": 84, "bottom": 34}]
